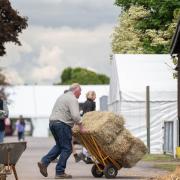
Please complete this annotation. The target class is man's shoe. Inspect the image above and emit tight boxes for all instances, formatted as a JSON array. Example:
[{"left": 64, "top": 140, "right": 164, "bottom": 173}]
[
  {"left": 37, "top": 162, "right": 48, "bottom": 177},
  {"left": 55, "top": 173, "right": 72, "bottom": 179}
]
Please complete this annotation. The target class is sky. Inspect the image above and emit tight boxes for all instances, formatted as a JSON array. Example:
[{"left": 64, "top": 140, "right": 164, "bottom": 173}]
[{"left": 0, "top": 0, "right": 120, "bottom": 85}]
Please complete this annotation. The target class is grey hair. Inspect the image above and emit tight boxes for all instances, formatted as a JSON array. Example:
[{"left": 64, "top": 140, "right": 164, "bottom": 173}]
[{"left": 69, "top": 83, "right": 80, "bottom": 91}]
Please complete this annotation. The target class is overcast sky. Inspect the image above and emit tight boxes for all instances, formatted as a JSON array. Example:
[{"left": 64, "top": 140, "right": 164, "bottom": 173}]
[{"left": 0, "top": 0, "right": 120, "bottom": 85}]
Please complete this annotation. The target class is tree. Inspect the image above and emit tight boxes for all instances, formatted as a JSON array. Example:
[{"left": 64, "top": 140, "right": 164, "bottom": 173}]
[
  {"left": 115, "top": 0, "right": 179, "bottom": 29},
  {"left": 112, "top": 6, "right": 149, "bottom": 53},
  {"left": 113, "top": 0, "right": 180, "bottom": 53},
  {"left": 0, "top": 0, "right": 28, "bottom": 56},
  {"left": 112, "top": 6, "right": 180, "bottom": 54},
  {"left": 57, "top": 67, "right": 110, "bottom": 85},
  {"left": 0, "top": 0, "right": 27, "bottom": 98}
]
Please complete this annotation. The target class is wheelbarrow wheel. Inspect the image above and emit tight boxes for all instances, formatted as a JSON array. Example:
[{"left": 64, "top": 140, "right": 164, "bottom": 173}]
[
  {"left": 103, "top": 164, "right": 118, "bottom": 179},
  {"left": 91, "top": 164, "right": 104, "bottom": 178}
]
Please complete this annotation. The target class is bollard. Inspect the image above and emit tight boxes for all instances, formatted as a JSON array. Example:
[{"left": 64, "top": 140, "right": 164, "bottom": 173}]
[{"left": 176, "top": 146, "right": 180, "bottom": 159}]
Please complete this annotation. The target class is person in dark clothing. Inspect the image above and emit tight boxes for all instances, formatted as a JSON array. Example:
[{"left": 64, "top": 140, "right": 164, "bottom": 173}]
[
  {"left": 74, "top": 91, "right": 96, "bottom": 164},
  {"left": 0, "top": 96, "right": 9, "bottom": 143},
  {"left": 82, "top": 91, "right": 96, "bottom": 115}
]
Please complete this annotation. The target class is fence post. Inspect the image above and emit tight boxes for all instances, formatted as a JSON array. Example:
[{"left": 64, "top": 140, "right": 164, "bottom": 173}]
[{"left": 146, "top": 86, "right": 150, "bottom": 153}]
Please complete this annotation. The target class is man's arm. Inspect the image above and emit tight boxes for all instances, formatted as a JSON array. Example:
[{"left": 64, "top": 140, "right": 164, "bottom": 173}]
[
  {"left": 68, "top": 99, "right": 87, "bottom": 133},
  {"left": 68, "top": 99, "right": 81, "bottom": 123}
]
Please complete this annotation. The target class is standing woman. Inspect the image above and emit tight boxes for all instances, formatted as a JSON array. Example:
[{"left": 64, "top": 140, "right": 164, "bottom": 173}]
[
  {"left": 0, "top": 95, "right": 9, "bottom": 143},
  {"left": 82, "top": 91, "right": 96, "bottom": 115},
  {"left": 73, "top": 91, "right": 96, "bottom": 164},
  {"left": 75, "top": 91, "right": 96, "bottom": 164}
]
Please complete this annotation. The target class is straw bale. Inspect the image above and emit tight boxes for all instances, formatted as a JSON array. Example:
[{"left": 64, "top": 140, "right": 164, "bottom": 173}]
[
  {"left": 73, "top": 111, "right": 147, "bottom": 168},
  {"left": 120, "top": 137, "right": 147, "bottom": 168},
  {"left": 82, "top": 111, "right": 124, "bottom": 144},
  {"left": 101, "top": 129, "right": 133, "bottom": 159}
]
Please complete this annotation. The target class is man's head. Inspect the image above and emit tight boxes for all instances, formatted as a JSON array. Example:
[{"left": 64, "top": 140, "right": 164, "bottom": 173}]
[{"left": 69, "top": 83, "right": 81, "bottom": 99}]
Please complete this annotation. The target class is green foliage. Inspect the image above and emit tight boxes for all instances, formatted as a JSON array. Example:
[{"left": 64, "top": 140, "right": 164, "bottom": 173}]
[
  {"left": 111, "top": 6, "right": 150, "bottom": 53},
  {"left": 61, "top": 67, "right": 72, "bottom": 83},
  {"left": 115, "top": 0, "right": 179, "bottom": 27},
  {"left": 142, "top": 154, "right": 178, "bottom": 172},
  {"left": 172, "top": 56, "right": 178, "bottom": 78},
  {"left": 0, "top": 0, "right": 28, "bottom": 56},
  {"left": 97, "top": 74, "right": 109, "bottom": 84},
  {"left": 0, "top": 0, "right": 26, "bottom": 99},
  {"left": 153, "top": 164, "right": 177, "bottom": 172},
  {"left": 143, "top": 154, "right": 174, "bottom": 161},
  {"left": 57, "top": 67, "right": 110, "bottom": 85},
  {"left": 113, "top": 0, "right": 180, "bottom": 53}
]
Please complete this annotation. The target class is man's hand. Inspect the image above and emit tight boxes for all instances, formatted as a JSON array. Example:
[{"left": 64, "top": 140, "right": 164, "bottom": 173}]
[{"left": 78, "top": 123, "right": 88, "bottom": 133}]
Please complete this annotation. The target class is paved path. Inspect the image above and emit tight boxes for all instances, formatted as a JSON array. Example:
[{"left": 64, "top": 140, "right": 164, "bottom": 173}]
[{"left": 4, "top": 137, "right": 169, "bottom": 180}]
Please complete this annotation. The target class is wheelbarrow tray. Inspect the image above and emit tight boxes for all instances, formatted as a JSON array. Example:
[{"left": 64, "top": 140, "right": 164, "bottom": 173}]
[{"left": 0, "top": 142, "right": 26, "bottom": 165}]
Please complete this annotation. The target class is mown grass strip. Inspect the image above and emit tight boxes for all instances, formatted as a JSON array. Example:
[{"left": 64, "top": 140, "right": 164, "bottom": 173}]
[
  {"left": 142, "top": 154, "right": 174, "bottom": 162},
  {"left": 153, "top": 164, "right": 177, "bottom": 172}
]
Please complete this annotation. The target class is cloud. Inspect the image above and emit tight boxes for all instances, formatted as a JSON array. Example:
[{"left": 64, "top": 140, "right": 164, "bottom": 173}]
[
  {"left": 32, "top": 66, "right": 59, "bottom": 83},
  {"left": 1, "top": 24, "right": 113, "bottom": 84},
  {"left": 30, "top": 46, "right": 63, "bottom": 83},
  {"left": 2, "top": 69, "right": 24, "bottom": 85},
  {"left": 36, "top": 46, "right": 63, "bottom": 66},
  {"left": 11, "top": 0, "right": 120, "bottom": 28},
  {"left": 1, "top": 0, "right": 120, "bottom": 85}
]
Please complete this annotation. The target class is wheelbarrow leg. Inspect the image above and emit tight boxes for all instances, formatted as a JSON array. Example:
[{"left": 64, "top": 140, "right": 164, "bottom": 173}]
[
  {"left": 11, "top": 166, "right": 18, "bottom": 180},
  {"left": 0, "top": 174, "right": 6, "bottom": 180}
]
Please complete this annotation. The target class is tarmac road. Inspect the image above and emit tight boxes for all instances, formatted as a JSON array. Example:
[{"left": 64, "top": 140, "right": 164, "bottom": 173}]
[{"left": 4, "top": 137, "right": 168, "bottom": 180}]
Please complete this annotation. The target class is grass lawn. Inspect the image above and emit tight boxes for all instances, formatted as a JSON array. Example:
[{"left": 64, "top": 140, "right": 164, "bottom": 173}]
[
  {"left": 142, "top": 154, "right": 180, "bottom": 172},
  {"left": 153, "top": 164, "right": 177, "bottom": 171},
  {"left": 142, "top": 154, "right": 174, "bottom": 161}
]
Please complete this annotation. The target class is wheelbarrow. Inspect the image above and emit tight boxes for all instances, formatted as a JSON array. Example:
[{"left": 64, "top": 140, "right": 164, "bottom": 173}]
[
  {"left": 76, "top": 132, "right": 122, "bottom": 179},
  {"left": 0, "top": 142, "right": 26, "bottom": 180}
]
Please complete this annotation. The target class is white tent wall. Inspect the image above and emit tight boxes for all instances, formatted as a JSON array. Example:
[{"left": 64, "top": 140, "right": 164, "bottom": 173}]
[
  {"left": 7, "top": 85, "right": 109, "bottom": 137},
  {"left": 108, "top": 54, "right": 177, "bottom": 156},
  {"left": 31, "top": 117, "right": 49, "bottom": 137},
  {"left": 120, "top": 92, "right": 177, "bottom": 154},
  {"left": 108, "top": 56, "right": 121, "bottom": 113}
]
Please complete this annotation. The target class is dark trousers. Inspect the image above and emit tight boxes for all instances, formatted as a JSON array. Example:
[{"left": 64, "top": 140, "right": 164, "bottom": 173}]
[
  {"left": 41, "top": 121, "right": 72, "bottom": 175},
  {"left": 18, "top": 131, "right": 25, "bottom": 141}
]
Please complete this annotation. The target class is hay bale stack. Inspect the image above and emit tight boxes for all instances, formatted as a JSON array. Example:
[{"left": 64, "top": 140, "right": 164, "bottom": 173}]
[
  {"left": 120, "top": 137, "right": 147, "bottom": 168},
  {"left": 102, "top": 129, "right": 133, "bottom": 159},
  {"left": 82, "top": 111, "right": 124, "bottom": 144},
  {"left": 74, "top": 111, "right": 147, "bottom": 168}
]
